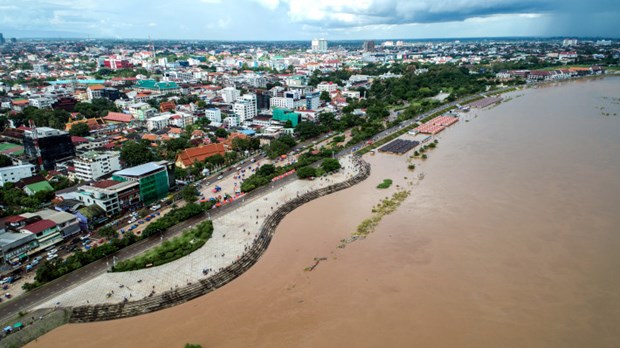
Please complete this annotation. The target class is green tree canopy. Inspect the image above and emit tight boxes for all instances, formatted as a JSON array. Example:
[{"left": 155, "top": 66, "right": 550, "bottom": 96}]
[
  {"left": 296, "top": 166, "right": 317, "bottom": 179},
  {"left": 320, "top": 91, "right": 331, "bottom": 102},
  {"left": 69, "top": 122, "right": 90, "bottom": 137},
  {"left": 181, "top": 184, "right": 198, "bottom": 203},
  {"left": 0, "top": 154, "right": 12, "bottom": 168},
  {"left": 321, "top": 158, "right": 341, "bottom": 172},
  {"left": 120, "top": 141, "right": 154, "bottom": 167},
  {"left": 215, "top": 128, "right": 228, "bottom": 138},
  {"left": 295, "top": 121, "right": 323, "bottom": 140}
]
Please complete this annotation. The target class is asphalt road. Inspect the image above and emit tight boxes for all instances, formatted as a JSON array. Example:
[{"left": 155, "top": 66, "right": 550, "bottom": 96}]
[
  {"left": 0, "top": 171, "right": 297, "bottom": 324},
  {"left": 0, "top": 91, "right": 506, "bottom": 323}
]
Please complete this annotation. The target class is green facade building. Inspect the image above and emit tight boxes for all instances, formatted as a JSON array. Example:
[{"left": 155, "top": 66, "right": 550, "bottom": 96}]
[
  {"left": 272, "top": 108, "right": 301, "bottom": 128},
  {"left": 112, "top": 162, "right": 170, "bottom": 204}
]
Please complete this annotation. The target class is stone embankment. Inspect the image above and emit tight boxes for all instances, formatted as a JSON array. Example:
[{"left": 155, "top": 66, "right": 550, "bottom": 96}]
[{"left": 69, "top": 156, "right": 371, "bottom": 323}]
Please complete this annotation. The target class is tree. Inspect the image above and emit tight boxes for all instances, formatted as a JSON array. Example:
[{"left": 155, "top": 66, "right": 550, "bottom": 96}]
[
  {"left": 185, "top": 344, "right": 202, "bottom": 348},
  {"left": 296, "top": 166, "right": 317, "bottom": 179},
  {"left": 232, "top": 137, "right": 250, "bottom": 151},
  {"left": 295, "top": 121, "right": 322, "bottom": 140},
  {"left": 284, "top": 120, "right": 293, "bottom": 128},
  {"left": 181, "top": 184, "right": 198, "bottom": 203},
  {"left": 120, "top": 141, "right": 154, "bottom": 167},
  {"left": 278, "top": 135, "right": 297, "bottom": 147},
  {"left": 69, "top": 122, "right": 90, "bottom": 137},
  {"left": 321, "top": 158, "right": 341, "bottom": 172},
  {"left": 215, "top": 128, "right": 228, "bottom": 138},
  {"left": 257, "top": 164, "right": 275, "bottom": 177},
  {"left": 0, "top": 154, "right": 12, "bottom": 168},
  {"left": 98, "top": 226, "right": 118, "bottom": 239},
  {"left": 320, "top": 91, "right": 331, "bottom": 102}
]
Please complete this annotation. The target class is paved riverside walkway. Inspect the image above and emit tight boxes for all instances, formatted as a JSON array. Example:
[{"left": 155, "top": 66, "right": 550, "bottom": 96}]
[{"left": 36, "top": 156, "right": 361, "bottom": 309}]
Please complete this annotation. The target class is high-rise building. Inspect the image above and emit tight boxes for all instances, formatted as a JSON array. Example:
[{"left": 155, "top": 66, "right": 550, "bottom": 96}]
[
  {"left": 0, "top": 33, "right": 4, "bottom": 45},
  {"left": 232, "top": 94, "right": 257, "bottom": 123},
  {"left": 221, "top": 87, "right": 240, "bottom": 103},
  {"left": 205, "top": 108, "right": 222, "bottom": 123},
  {"left": 562, "top": 38, "right": 578, "bottom": 47},
  {"left": 73, "top": 151, "right": 122, "bottom": 182},
  {"left": 363, "top": 40, "right": 376, "bottom": 52},
  {"left": 311, "top": 38, "right": 328, "bottom": 52},
  {"left": 23, "top": 127, "right": 76, "bottom": 170}
]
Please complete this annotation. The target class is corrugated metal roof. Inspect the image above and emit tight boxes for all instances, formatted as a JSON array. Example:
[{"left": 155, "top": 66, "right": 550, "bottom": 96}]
[{"left": 114, "top": 162, "right": 163, "bottom": 177}]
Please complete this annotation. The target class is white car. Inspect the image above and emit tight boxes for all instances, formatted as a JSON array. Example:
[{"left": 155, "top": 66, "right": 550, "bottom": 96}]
[
  {"left": 217, "top": 175, "right": 223, "bottom": 180},
  {"left": 46, "top": 254, "right": 58, "bottom": 261},
  {"left": 150, "top": 204, "right": 161, "bottom": 211},
  {"left": 47, "top": 249, "right": 58, "bottom": 256}
]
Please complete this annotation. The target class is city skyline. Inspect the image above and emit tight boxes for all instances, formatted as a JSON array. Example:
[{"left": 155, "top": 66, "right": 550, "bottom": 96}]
[{"left": 0, "top": 0, "right": 618, "bottom": 41}]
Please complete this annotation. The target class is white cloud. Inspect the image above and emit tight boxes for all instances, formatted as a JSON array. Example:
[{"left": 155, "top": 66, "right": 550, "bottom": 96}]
[{"left": 251, "top": 0, "right": 280, "bottom": 10}]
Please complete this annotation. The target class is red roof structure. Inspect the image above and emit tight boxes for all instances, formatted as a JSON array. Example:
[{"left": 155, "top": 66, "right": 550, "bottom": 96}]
[
  {"left": 103, "top": 112, "right": 134, "bottom": 123},
  {"left": 175, "top": 143, "right": 226, "bottom": 168},
  {"left": 22, "top": 219, "right": 56, "bottom": 234}
]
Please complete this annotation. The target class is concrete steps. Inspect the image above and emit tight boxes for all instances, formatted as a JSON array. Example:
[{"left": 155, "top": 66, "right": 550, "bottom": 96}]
[{"left": 69, "top": 157, "right": 371, "bottom": 323}]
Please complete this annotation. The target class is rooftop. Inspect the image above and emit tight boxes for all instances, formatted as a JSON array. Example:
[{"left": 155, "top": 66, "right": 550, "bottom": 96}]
[
  {"left": 114, "top": 162, "right": 164, "bottom": 177},
  {"left": 22, "top": 219, "right": 56, "bottom": 234}
]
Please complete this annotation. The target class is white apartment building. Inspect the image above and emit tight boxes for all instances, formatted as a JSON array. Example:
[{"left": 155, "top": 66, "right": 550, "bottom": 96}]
[
  {"left": 205, "top": 108, "right": 222, "bottom": 123},
  {"left": 221, "top": 87, "right": 241, "bottom": 103},
  {"left": 28, "top": 95, "right": 54, "bottom": 109},
  {"left": 76, "top": 180, "right": 140, "bottom": 215},
  {"left": 169, "top": 113, "right": 194, "bottom": 128},
  {"left": 317, "top": 82, "right": 338, "bottom": 92},
  {"left": 0, "top": 164, "right": 36, "bottom": 186},
  {"left": 270, "top": 97, "right": 294, "bottom": 109},
  {"left": 87, "top": 86, "right": 104, "bottom": 100},
  {"left": 232, "top": 94, "right": 257, "bottom": 123},
  {"left": 147, "top": 114, "right": 172, "bottom": 131},
  {"left": 73, "top": 151, "right": 121, "bottom": 182},
  {"left": 225, "top": 114, "right": 241, "bottom": 128}
]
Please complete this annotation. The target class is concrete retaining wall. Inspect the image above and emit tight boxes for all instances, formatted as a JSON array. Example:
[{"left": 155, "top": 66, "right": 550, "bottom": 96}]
[{"left": 69, "top": 156, "right": 371, "bottom": 323}]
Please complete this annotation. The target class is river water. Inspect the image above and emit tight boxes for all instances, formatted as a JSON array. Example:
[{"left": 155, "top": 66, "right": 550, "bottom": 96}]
[{"left": 30, "top": 77, "right": 620, "bottom": 348}]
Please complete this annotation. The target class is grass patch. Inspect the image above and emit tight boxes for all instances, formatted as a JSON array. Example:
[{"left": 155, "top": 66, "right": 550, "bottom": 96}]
[
  {"left": 376, "top": 179, "right": 393, "bottom": 189},
  {"left": 112, "top": 220, "right": 214, "bottom": 272}
]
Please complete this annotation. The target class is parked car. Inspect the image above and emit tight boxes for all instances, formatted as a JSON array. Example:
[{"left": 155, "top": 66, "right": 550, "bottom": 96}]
[
  {"left": 46, "top": 254, "right": 58, "bottom": 261},
  {"left": 47, "top": 249, "right": 58, "bottom": 256},
  {"left": 33, "top": 256, "right": 42, "bottom": 263},
  {"left": 150, "top": 204, "right": 161, "bottom": 211}
]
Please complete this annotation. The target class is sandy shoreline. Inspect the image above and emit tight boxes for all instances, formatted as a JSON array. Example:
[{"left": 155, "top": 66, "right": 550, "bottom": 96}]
[{"left": 28, "top": 76, "right": 620, "bottom": 348}]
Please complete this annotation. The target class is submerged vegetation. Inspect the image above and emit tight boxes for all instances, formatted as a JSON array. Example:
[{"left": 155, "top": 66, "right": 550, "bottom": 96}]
[
  {"left": 377, "top": 179, "right": 393, "bottom": 189},
  {"left": 355, "top": 190, "right": 411, "bottom": 237}
]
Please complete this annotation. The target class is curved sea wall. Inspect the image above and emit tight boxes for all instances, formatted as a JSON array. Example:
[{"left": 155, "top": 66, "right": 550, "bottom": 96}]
[{"left": 69, "top": 156, "right": 371, "bottom": 323}]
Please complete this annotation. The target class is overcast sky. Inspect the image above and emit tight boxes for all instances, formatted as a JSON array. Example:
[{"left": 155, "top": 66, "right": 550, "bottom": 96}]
[{"left": 0, "top": 0, "right": 618, "bottom": 40}]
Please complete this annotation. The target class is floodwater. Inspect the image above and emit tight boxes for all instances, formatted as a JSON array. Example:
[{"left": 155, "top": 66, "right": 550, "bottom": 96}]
[{"left": 31, "top": 77, "right": 620, "bottom": 348}]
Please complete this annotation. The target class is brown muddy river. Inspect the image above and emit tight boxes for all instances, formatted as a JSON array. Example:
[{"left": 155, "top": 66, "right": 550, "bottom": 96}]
[{"left": 31, "top": 77, "right": 620, "bottom": 348}]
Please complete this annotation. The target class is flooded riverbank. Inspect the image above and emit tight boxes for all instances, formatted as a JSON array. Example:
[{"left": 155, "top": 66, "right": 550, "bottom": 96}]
[{"left": 30, "top": 77, "right": 620, "bottom": 348}]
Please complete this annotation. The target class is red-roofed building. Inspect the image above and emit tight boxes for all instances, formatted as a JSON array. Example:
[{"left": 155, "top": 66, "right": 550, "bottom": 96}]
[
  {"left": 175, "top": 143, "right": 226, "bottom": 168},
  {"left": 103, "top": 112, "right": 134, "bottom": 124},
  {"left": 20, "top": 219, "right": 61, "bottom": 248}
]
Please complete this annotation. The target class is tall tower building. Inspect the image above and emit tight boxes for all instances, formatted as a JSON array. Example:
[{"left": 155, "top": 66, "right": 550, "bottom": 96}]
[
  {"left": 363, "top": 40, "right": 376, "bottom": 52},
  {"left": 311, "top": 38, "right": 328, "bottom": 52},
  {"left": 0, "top": 33, "right": 5, "bottom": 45}
]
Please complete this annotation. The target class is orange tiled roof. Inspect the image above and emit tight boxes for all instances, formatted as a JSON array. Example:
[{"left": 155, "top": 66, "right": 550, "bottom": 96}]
[{"left": 176, "top": 143, "right": 226, "bottom": 167}]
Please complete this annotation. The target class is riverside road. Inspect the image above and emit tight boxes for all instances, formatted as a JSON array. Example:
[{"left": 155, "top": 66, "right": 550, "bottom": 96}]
[{"left": 0, "top": 91, "right": 497, "bottom": 323}]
